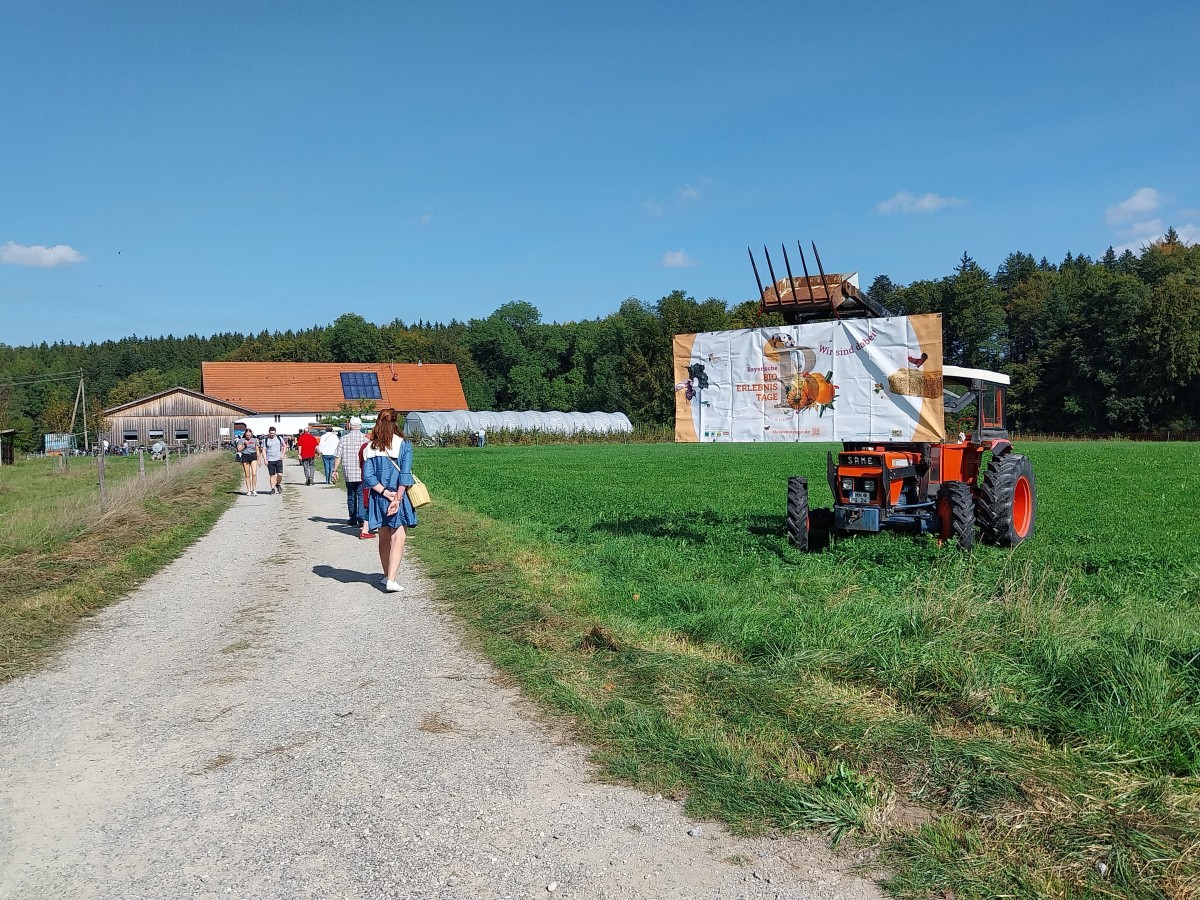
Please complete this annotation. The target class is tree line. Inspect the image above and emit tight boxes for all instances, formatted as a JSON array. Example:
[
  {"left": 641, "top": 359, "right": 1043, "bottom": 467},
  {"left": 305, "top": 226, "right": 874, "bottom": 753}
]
[{"left": 2, "top": 232, "right": 1197, "bottom": 452}]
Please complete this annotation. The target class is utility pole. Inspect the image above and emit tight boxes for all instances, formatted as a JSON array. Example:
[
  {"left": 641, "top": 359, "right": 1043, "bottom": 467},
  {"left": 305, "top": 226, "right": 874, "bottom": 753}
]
[
  {"left": 81, "top": 371, "right": 89, "bottom": 452},
  {"left": 97, "top": 444, "right": 107, "bottom": 511}
]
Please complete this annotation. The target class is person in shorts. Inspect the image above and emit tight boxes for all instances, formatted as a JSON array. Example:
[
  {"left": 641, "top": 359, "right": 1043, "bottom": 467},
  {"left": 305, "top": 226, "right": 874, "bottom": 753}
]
[
  {"left": 262, "top": 427, "right": 288, "bottom": 494},
  {"left": 235, "top": 428, "right": 260, "bottom": 496}
]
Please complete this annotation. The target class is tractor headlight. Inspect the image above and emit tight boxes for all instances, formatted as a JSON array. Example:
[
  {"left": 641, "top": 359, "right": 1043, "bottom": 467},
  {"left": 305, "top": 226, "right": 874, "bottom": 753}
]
[
  {"left": 863, "top": 479, "right": 876, "bottom": 492},
  {"left": 840, "top": 477, "right": 854, "bottom": 492}
]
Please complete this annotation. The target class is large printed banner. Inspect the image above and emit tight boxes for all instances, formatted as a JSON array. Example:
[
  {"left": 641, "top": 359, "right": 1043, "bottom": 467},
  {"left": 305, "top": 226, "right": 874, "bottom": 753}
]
[{"left": 673, "top": 314, "right": 945, "bottom": 443}]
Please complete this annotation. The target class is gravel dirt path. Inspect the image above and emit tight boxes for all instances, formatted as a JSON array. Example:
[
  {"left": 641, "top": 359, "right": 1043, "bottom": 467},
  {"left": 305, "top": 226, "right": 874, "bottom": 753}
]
[{"left": 0, "top": 460, "right": 886, "bottom": 900}]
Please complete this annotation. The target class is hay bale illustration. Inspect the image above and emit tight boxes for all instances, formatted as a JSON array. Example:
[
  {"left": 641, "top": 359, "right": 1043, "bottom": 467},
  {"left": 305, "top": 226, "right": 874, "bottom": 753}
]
[{"left": 887, "top": 368, "right": 943, "bottom": 398}]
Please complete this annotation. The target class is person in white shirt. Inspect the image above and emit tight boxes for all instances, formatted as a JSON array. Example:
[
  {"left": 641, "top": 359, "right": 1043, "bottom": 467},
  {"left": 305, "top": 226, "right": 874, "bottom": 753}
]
[{"left": 318, "top": 426, "right": 340, "bottom": 483}]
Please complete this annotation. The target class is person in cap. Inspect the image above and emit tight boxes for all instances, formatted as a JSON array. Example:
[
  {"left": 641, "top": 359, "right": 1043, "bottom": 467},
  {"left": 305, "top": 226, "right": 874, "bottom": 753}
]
[{"left": 331, "top": 416, "right": 370, "bottom": 529}]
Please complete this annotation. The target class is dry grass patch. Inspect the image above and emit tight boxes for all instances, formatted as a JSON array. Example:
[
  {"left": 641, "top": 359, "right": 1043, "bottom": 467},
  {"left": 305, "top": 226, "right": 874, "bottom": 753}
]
[
  {"left": 419, "top": 712, "right": 458, "bottom": 734},
  {"left": 0, "top": 453, "right": 239, "bottom": 681}
]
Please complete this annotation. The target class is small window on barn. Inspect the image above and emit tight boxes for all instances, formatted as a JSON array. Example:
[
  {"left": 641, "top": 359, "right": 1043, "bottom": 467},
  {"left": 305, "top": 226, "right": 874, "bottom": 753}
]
[
  {"left": 175, "top": 429, "right": 190, "bottom": 442},
  {"left": 148, "top": 429, "right": 164, "bottom": 441},
  {"left": 340, "top": 372, "right": 382, "bottom": 400},
  {"left": 123, "top": 431, "right": 139, "bottom": 443}
]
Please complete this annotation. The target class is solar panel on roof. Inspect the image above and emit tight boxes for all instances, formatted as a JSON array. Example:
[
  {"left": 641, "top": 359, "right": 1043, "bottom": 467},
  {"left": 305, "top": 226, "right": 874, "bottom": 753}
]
[{"left": 340, "top": 372, "right": 382, "bottom": 399}]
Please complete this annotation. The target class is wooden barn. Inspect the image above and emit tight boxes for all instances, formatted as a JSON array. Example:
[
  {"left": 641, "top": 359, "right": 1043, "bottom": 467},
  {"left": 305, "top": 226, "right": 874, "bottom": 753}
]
[{"left": 103, "top": 388, "right": 256, "bottom": 449}]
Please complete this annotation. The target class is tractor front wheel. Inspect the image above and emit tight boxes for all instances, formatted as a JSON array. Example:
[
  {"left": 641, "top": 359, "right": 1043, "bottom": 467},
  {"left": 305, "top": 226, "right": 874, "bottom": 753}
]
[
  {"left": 936, "top": 481, "right": 976, "bottom": 551},
  {"left": 978, "top": 453, "right": 1037, "bottom": 546},
  {"left": 786, "top": 476, "right": 829, "bottom": 551}
]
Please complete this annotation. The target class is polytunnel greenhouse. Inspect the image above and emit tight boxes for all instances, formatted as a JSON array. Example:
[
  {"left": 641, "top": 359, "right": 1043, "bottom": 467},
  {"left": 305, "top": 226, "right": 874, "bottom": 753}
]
[{"left": 404, "top": 410, "right": 633, "bottom": 440}]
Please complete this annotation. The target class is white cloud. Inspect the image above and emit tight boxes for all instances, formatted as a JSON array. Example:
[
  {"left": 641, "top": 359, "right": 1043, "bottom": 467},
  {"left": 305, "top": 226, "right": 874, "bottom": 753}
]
[
  {"left": 1106, "top": 187, "right": 1162, "bottom": 225},
  {"left": 661, "top": 250, "right": 697, "bottom": 268},
  {"left": 876, "top": 191, "right": 965, "bottom": 215},
  {"left": 417, "top": 210, "right": 433, "bottom": 227},
  {"left": 0, "top": 241, "right": 86, "bottom": 267},
  {"left": 1113, "top": 219, "right": 1200, "bottom": 254},
  {"left": 676, "top": 179, "right": 711, "bottom": 204},
  {"left": 642, "top": 179, "right": 712, "bottom": 217},
  {"left": 1104, "top": 188, "right": 1198, "bottom": 253}
]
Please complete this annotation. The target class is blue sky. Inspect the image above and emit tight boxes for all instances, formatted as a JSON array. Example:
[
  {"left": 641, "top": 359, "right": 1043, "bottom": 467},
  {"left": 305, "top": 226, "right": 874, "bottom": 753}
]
[{"left": 3, "top": 1, "right": 1197, "bottom": 347}]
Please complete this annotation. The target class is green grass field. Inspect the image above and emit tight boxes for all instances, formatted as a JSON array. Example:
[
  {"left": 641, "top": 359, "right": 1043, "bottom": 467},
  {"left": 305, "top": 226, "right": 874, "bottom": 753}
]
[{"left": 413, "top": 442, "right": 1200, "bottom": 900}]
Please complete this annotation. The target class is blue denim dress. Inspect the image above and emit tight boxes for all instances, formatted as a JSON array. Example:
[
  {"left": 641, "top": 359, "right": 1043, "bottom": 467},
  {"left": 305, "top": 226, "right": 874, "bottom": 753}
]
[{"left": 362, "top": 438, "right": 418, "bottom": 532}]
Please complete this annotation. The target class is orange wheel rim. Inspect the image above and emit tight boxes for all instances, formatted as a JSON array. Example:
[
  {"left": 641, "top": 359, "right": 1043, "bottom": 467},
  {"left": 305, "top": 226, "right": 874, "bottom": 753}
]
[{"left": 1012, "top": 476, "right": 1032, "bottom": 536}]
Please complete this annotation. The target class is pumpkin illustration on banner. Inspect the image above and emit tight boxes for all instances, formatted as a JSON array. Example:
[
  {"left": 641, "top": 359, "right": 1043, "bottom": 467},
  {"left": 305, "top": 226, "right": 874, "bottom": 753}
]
[{"left": 786, "top": 371, "right": 838, "bottom": 415}]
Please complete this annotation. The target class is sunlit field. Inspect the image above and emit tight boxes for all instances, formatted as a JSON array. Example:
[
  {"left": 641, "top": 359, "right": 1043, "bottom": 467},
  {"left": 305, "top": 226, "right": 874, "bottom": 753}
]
[{"left": 414, "top": 441, "right": 1200, "bottom": 900}]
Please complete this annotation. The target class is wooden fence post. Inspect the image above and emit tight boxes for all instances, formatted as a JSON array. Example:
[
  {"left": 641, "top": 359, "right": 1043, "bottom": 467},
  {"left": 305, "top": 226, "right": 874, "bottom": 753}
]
[{"left": 97, "top": 448, "right": 108, "bottom": 511}]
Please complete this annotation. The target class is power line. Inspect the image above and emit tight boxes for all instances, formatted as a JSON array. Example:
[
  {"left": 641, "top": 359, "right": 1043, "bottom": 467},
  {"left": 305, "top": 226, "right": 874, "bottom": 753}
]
[{"left": 0, "top": 369, "right": 90, "bottom": 387}]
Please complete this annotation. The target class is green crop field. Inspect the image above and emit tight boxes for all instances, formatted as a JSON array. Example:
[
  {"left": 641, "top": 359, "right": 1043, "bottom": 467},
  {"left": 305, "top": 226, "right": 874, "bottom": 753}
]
[{"left": 413, "top": 442, "right": 1200, "bottom": 900}]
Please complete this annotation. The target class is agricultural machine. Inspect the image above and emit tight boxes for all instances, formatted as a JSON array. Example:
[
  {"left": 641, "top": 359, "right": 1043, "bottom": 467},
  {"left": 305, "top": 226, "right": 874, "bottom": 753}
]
[{"left": 749, "top": 242, "right": 1036, "bottom": 551}]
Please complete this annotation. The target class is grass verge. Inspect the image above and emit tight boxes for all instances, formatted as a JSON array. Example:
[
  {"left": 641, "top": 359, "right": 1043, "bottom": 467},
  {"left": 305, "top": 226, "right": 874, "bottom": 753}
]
[
  {"left": 0, "top": 452, "right": 240, "bottom": 681},
  {"left": 412, "top": 442, "right": 1200, "bottom": 900}
]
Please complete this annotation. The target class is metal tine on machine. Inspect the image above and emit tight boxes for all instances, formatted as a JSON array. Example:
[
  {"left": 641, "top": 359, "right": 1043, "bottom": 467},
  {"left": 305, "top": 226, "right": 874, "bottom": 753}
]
[
  {"left": 748, "top": 247, "right": 766, "bottom": 300},
  {"left": 763, "top": 245, "right": 781, "bottom": 310},
  {"left": 811, "top": 242, "right": 837, "bottom": 318},
  {"left": 781, "top": 244, "right": 798, "bottom": 307},
  {"left": 796, "top": 241, "right": 814, "bottom": 300}
]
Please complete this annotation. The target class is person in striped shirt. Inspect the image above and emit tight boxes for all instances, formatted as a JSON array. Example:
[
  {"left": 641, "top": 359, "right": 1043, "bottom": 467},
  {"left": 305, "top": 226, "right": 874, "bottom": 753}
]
[{"left": 331, "top": 416, "right": 370, "bottom": 531}]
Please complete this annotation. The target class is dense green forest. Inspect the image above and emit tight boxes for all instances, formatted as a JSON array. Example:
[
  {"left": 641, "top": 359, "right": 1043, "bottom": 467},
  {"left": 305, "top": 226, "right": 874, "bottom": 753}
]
[{"left": 2, "top": 233, "right": 1198, "bottom": 452}]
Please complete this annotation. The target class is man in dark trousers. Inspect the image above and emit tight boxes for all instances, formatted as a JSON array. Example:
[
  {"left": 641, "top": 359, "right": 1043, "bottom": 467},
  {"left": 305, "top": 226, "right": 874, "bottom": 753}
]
[
  {"left": 296, "top": 429, "right": 319, "bottom": 486},
  {"left": 331, "top": 416, "right": 370, "bottom": 528}
]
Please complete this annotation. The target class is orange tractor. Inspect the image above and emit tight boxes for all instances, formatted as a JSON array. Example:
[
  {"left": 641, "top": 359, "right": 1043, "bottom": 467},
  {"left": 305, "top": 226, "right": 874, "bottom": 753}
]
[{"left": 750, "top": 242, "right": 1036, "bottom": 551}]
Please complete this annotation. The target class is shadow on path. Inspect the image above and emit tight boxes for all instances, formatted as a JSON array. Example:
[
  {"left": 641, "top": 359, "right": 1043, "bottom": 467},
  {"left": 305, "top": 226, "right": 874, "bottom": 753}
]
[{"left": 312, "top": 564, "right": 379, "bottom": 586}]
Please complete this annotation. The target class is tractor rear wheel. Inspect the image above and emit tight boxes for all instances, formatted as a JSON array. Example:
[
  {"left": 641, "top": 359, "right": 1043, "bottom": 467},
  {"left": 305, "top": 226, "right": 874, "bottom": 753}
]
[
  {"left": 936, "top": 481, "right": 976, "bottom": 551},
  {"left": 977, "top": 453, "right": 1037, "bottom": 546},
  {"left": 786, "top": 476, "right": 827, "bottom": 551}
]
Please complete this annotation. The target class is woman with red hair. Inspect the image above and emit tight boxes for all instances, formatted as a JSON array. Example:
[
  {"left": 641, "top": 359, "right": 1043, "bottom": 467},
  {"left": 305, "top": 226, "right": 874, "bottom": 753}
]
[{"left": 361, "top": 408, "right": 418, "bottom": 592}]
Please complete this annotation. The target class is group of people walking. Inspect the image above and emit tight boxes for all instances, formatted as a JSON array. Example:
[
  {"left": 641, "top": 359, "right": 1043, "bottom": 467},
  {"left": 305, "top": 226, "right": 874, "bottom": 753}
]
[
  {"left": 233, "top": 411, "right": 418, "bottom": 593},
  {"left": 234, "top": 426, "right": 289, "bottom": 496}
]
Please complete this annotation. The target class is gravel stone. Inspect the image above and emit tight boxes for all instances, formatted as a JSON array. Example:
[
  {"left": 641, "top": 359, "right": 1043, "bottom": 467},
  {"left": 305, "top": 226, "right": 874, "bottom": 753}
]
[{"left": 0, "top": 463, "right": 886, "bottom": 899}]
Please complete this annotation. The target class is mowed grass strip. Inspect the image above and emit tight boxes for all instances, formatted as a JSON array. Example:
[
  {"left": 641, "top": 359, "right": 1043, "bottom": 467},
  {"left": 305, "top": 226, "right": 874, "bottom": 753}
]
[
  {"left": 413, "top": 442, "right": 1200, "bottom": 900},
  {"left": 0, "top": 453, "right": 240, "bottom": 681}
]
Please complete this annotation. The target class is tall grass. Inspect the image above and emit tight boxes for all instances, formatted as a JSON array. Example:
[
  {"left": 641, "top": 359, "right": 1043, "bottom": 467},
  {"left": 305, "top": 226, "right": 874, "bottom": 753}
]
[
  {"left": 0, "top": 452, "right": 239, "bottom": 680},
  {"left": 412, "top": 441, "right": 1200, "bottom": 899}
]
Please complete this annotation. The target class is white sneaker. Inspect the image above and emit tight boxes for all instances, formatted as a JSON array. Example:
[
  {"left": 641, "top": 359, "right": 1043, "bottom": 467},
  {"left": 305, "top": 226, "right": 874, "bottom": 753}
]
[{"left": 384, "top": 580, "right": 402, "bottom": 593}]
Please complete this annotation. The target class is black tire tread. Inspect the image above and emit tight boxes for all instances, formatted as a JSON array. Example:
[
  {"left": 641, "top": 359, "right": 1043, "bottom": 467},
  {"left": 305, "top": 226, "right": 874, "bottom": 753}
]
[
  {"left": 938, "top": 480, "right": 976, "bottom": 551},
  {"left": 786, "top": 476, "right": 812, "bottom": 551},
  {"left": 978, "top": 453, "right": 1037, "bottom": 547}
]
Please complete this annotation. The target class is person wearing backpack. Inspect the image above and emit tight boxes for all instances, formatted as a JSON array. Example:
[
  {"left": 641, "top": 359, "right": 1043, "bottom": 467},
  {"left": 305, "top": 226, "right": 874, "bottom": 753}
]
[{"left": 262, "top": 427, "right": 288, "bottom": 495}]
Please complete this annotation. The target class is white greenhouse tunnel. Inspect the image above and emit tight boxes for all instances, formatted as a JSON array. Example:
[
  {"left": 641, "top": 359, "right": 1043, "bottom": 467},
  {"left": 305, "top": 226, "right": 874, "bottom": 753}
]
[{"left": 404, "top": 410, "right": 633, "bottom": 437}]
